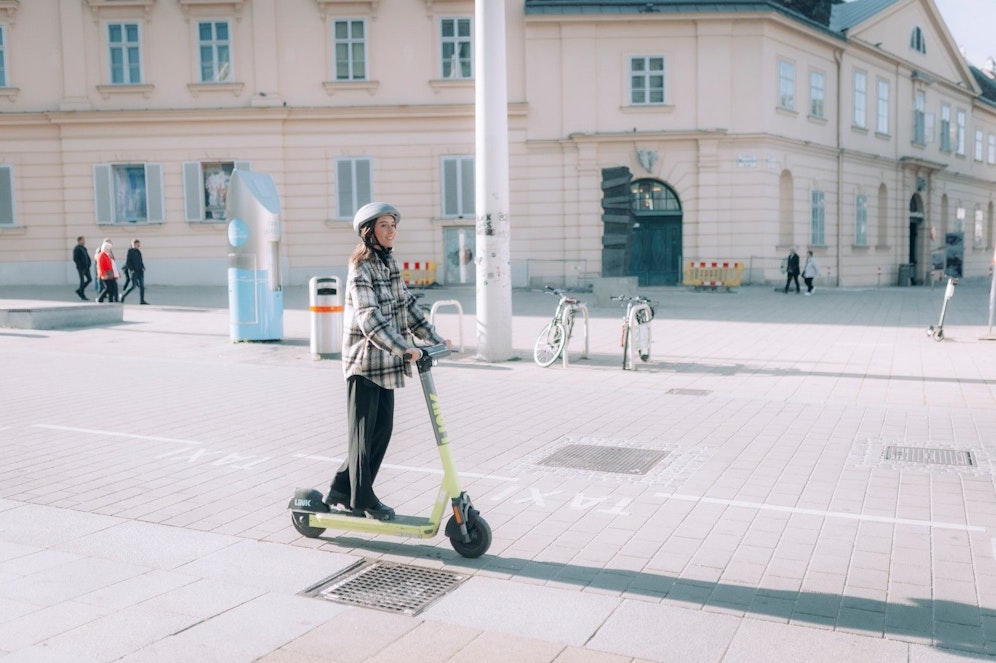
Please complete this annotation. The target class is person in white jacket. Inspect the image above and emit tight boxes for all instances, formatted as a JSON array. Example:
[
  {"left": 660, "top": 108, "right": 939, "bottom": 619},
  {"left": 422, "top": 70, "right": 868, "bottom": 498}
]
[{"left": 802, "top": 250, "right": 820, "bottom": 295}]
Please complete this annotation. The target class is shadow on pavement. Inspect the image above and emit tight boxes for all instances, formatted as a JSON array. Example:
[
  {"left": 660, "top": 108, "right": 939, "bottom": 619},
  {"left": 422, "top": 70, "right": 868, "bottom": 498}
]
[{"left": 315, "top": 536, "right": 992, "bottom": 659}]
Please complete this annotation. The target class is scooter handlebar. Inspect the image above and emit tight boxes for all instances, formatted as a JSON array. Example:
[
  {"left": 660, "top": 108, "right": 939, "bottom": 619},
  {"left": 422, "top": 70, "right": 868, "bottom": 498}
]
[{"left": 404, "top": 343, "right": 452, "bottom": 371}]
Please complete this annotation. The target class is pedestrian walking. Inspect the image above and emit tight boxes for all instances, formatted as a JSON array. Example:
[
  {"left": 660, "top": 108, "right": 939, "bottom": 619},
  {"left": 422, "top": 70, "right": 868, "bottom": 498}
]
[
  {"left": 325, "top": 202, "right": 451, "bottom": 521},
  {"left": 96, "top": 241, "right": 120, "bottom": 302},
  {"left": 120, "top": 239, "right": 148, "bottom": 304},
  {"left": 72, "top": 236, "right": 92, "bottom": 301},
  {"left": 783, "top": 248, "right": 801, "bottom": 294},
  {"left": 802, "top": 250, "right": 820, "bottom": 295}
]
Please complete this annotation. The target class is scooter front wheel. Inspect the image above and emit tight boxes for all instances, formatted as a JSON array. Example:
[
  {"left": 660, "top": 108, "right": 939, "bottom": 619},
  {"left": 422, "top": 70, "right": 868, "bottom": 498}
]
[
  {"left": 447, "top": 515, "right": 492, "bottom": 558},
  {"left": 291, "top": 512, "right": 325, "bottom": 539}
]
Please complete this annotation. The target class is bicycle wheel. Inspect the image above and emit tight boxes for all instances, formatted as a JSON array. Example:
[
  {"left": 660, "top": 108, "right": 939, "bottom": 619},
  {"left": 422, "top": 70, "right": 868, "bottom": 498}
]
[
  {"left": 621, "top": 323, "right": 631, "bottom": 370},
  {"left": 534, "top": 321, "right": 566, "bottom": 367}
]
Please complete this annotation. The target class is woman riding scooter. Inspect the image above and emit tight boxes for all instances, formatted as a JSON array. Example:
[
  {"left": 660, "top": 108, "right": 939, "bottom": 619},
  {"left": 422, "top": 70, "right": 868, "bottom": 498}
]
[{"left": 325, "top": 202, "right": 450, "bottom": 520}]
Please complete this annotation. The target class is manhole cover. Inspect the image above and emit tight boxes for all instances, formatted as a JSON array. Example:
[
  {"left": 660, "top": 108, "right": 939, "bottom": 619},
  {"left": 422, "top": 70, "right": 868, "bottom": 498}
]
[
  {"left": 883, "top": 446, "right": 975, "bottom": 467},
  {"left": 538, "top": 444, "right": 669, "bottom": 475},
  {"left": 667, "top": 388, "right": 711, "bottom": 396},
  {"left": 302, "top": 559, "right": 467, "bottom": 616}
]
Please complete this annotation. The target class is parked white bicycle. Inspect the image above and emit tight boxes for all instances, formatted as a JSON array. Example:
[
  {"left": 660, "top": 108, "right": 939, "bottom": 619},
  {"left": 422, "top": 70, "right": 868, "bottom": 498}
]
[
  {"left": 533, "top": 286, "right": 589, "bottom": 367},
  {"left": 611, "top": 295, "right": 654, "bottom": 370}
]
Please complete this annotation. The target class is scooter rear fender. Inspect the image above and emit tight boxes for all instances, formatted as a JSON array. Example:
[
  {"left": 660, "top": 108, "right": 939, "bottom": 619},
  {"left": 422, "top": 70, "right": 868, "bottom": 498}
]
[{"left": 288, "top": 487, "right": 330, "bottom": 513}]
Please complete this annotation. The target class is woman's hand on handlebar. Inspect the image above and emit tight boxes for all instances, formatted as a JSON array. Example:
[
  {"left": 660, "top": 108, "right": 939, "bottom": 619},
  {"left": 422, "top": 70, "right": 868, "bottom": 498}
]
[{"left": 404, "top": 347, "right": 423, "bottom": 363}]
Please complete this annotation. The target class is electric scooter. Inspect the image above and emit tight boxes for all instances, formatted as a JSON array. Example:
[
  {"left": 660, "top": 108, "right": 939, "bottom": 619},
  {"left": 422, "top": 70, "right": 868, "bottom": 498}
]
[
  {"left": 927, "top": 276, "right": 957, "bottom": 341},
  {"left": 287, "top": 343, "right": 492, "bottom": 558}
]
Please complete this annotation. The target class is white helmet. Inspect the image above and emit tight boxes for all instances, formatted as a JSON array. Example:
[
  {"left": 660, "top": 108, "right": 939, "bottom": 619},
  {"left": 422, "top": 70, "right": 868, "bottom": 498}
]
[{"left": 352, "top": 202, "right": 400, "bottom": 235}]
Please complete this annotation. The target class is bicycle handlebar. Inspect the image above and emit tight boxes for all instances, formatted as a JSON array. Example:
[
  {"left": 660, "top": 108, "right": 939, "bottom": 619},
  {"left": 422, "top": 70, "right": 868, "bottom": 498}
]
[{"left": 611, "top": 295, "right": 654, "bottom": 303}]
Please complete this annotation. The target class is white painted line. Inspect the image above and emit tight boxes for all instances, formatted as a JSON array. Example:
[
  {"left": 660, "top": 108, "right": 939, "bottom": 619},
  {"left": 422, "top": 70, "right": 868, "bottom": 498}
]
[
  {"left": 655, "top": 492, "right": 985, "bottom": 532},
  {"left": 991, "top": 538, "right": 996, "bottom": 560},
  {"left": 292, "top": 453, "right": 519, "bottom": 482},
  {"left": 33, "top": 424, "right": 201, "bottom": 446}
]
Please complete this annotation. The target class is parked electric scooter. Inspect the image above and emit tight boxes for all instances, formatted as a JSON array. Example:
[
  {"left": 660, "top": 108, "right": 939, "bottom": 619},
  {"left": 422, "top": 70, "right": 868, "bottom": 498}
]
[
  {"left": 927, "top": 276, "right": 957, "bottom": 341},
  {"left": 287, "top": 343, "right": 492, "bottom": 558}
]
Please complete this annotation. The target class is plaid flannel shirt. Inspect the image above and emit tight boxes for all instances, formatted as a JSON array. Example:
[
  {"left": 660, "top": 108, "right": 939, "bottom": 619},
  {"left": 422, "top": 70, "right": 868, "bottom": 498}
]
[{"left": 341, "top": 253, "right": 443, "bottom": 389}]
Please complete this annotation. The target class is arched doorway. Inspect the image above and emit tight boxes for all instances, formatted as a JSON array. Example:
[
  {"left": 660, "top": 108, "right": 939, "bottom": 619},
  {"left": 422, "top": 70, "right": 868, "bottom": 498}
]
[{"left": 629, "top": 179, "right": 683, "bottom": 286}]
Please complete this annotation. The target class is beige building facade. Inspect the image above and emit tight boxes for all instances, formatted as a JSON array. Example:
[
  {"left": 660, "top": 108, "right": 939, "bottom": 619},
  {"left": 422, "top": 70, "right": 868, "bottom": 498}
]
[{"left": 0, "top": 0, "right": 993, "bottom": 289}]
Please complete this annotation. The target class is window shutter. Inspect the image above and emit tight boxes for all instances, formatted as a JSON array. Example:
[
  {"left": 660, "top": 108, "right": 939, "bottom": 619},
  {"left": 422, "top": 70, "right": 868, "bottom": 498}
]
[
  {"left": 234, "top": 160, "right": 251, "bottom": 171},
  {"left": 442, "top": 158, "right": 457, "bottom": 216},
  {"left": 0, "top": 165, "right": 14, "bottom": 225},
  {"left": 145, "top": 163, "right": 164, "bottom": 223},
  {"left": 93, "top": 164, "right": 113, "bottom": 224},
  {"left": 336, "top": 159, "right": 353, "bottom": 218},
  {"left": 356, "top": 159, "right": 372, "bottom": 209},
  {"left": 460, "top": 157, "right": 474, "bottom": 216},
  {"left": 183, "top": 161, "right": 204, "bottom": 221}
]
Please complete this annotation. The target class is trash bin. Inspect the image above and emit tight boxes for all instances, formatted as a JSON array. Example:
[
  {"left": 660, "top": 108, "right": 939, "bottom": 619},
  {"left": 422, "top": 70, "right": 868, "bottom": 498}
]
[
  {"left": 897, "top": 263, "right": 912, "bottom": 287},
  {"left": 309, "top": 276, "right": 342, "bottom": 359}
]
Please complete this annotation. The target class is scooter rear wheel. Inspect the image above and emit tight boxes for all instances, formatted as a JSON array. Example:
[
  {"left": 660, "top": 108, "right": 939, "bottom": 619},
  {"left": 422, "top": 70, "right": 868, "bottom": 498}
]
[
  {"left": 448, "top": 515, "right": 492, "bottom": 558},
  {"left": 291, "top": 512, "right": 326, "bottom": 539}
]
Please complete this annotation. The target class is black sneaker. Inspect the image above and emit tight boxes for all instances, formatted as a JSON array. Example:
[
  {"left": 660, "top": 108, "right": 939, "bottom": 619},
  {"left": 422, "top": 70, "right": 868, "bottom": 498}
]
[
  {"left": 324, "top": 488, "right": 350, "bottom": 509},
  {"left": 361, "top": 501, "right": 395, "bottom": 521}
]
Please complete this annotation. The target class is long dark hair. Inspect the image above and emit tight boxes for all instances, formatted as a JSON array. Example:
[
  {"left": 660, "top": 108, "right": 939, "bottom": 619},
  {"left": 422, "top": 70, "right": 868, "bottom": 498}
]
[{"left": 349, "top": 224, "right": 379, "bottom": 267}]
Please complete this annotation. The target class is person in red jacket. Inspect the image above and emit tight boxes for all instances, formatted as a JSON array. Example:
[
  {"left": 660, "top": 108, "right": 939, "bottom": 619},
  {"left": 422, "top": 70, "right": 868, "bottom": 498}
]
[{"left": 96, "top": 241, "right": 120, "bottom": 303}]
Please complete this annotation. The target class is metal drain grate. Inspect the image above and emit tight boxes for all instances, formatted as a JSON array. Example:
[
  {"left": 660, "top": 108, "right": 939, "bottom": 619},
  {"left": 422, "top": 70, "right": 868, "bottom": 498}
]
[
  {"left": 302, "top": 559, "right": 467, "bottom": 616},
  {"left": 883, "top": 446, "right": 976, "bottom": 467},
  {"left": 538, "top": 444, "right": 669, "bottom": 475},
  {"left": 667, "top": 388, "right": 712, "bottom": 396}
]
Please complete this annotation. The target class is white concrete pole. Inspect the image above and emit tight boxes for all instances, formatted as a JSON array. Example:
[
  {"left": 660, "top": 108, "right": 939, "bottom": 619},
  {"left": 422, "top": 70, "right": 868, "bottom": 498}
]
[{"left": 474, "top": 0, "right": 513, "bottom": 361}]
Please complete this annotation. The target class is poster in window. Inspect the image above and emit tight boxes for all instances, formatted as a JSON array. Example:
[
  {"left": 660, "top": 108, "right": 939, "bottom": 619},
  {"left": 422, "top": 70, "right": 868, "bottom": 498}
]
[
  {"left": 114, "top": 165, "right": 147, "bottom": 222},
  {"left": 204, "top": 163, "right": 234, "bottom": 220}
]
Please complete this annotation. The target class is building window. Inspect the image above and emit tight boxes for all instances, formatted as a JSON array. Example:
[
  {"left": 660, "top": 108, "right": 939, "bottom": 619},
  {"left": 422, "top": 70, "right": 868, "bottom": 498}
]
[
  {"left": 198, "top": 21, "right": 232, "bottom": 83},
  {"left": 853, "top": 70, "right": 867, "bottom": 129},
  {"left": 0, "top": 164, "right": 14, "bottom": 226},
  {"left": 629, "top": 56, "right": 665, "bottom": 105},
  {"left": 975, "top": 129, "right": 985, "bottom": 161},
  {"left": 811, "top": 190, "right": 825, "bottom": 246},
  {"left": 913, "top": 91, "right": 926, "bottom": 144},
  {"left": 93, "top": 163, "right": 164, "bottom": 224},
  {"left": 855, "top": 194, "right": 868, "bottom": 246},
  {"left": 108, "top": 23, "right": 142, "bottom": 84},
  {"left": 778, "top": 59, "right": 794, "bottom": 110},
  {"left": 335, "top": 157, "right": 372, "bottom": 219},
  {"left": 876, "top": 79, "right": 889, "bottom": 134},
  {"left": 975, "top": 209, "right": 985, "bottom": 249},
  {"left": 440, "top": 17, "right": 471, "bottom": 80},
  {"left": 910, "top": 26, "right": 926, "bottom": 54},
  {"left": 940, "top": 104, "right": 951, "bottom": 152},
  {"left": 630, "top": 180, "right": 681, "bottom": 213},
  {"left": 989, "top": 134, "right": 996, "bottom": 164},
  {"left": 441, "top": 155, "right": 474, "bottom": 218},
  {"left": 333, "top": 19, "right": 366, "bottom": 81},
  {"left": 809, "top": 70, "right": 825, "bottom": 118},
  {"left": 183, "top": 161, "right": 250, "bottom": 222},
  {"left": 0, "top": 26, "right": 7, "bottom": 88},
  {"left": 956, "top": 110, "right": 966, "bottom": 156}
]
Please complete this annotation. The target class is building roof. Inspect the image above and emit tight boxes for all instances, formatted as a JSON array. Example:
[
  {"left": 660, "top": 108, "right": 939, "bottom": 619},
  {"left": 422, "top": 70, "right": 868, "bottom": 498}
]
[
  {"left": 828, "top": 0, "right": 900, "bottom": 33},
  {"left": 970, "top": 65, "right": 996, "bottom": 107},
  {"left": 524, "top": 1, "right": 844, "bottom": 34}
]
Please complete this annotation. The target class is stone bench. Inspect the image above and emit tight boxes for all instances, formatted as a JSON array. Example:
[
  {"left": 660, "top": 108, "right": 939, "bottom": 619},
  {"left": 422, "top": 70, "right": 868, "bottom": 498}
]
[{"left": 0, "top": 302, "right": 124, "bottom": 330}]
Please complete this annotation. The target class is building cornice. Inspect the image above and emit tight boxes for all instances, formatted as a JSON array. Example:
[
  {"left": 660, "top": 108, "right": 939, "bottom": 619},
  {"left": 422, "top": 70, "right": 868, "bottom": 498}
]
[{"left": 0, "top": 0, "right": 19, "bottom": 25}]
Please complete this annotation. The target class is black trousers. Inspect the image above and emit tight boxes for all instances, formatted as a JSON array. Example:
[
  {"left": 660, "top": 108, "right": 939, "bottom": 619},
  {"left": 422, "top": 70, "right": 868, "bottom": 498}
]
[
  {"left": 98, "top": 278, "right": 118, "bottom": 302},
  {"left": 330, "top": 375, "right": 395, "bottom": 510},
  {"left": 804, "top": 277, "right": 814, "bottom": 292},
  {"left": 76, "top": 268, "right": 92, "bottom": 294},
  {"left": 784, "top": 273, "right": 800, "bottom": 292},
  {"left": 122, "top": 272, "right": 145, "bottom": 302}
]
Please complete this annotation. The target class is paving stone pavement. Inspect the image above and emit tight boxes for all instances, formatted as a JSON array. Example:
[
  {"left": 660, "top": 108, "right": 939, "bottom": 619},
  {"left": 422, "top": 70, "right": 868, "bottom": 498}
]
[{"left": 0, "top": 279, "right": 995, "bottom": 662}]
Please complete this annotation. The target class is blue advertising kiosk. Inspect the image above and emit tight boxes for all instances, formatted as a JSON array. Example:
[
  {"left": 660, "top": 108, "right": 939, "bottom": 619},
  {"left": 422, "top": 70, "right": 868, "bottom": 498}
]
[{"left": 226, "top": 170, "right": 283, "bottom": 341}]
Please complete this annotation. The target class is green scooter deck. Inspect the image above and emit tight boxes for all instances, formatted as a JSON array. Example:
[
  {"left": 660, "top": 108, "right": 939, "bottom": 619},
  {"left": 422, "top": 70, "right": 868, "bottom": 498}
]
[{"left": 304, "top": 509, "right": 440, "bottom": 538}]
